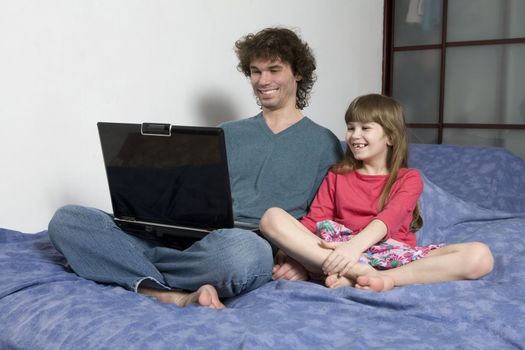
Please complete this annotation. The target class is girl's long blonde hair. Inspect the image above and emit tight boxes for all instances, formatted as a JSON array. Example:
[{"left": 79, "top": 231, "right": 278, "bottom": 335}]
[{"left": 332, "top": 94, "right": 423, "bottom": 231}]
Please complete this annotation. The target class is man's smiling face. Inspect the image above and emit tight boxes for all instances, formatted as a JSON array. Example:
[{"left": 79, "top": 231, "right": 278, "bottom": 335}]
[{"left": 249, "top": 58, "right": 301, "bottom": 111}]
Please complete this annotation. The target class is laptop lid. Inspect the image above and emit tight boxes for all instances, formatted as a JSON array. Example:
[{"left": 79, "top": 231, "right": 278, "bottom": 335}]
[{"left": 97, "top": 122, "right": 235, "bottom": 239}]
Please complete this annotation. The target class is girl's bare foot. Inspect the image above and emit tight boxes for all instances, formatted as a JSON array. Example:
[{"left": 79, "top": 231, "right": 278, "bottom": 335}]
[
  {"left": 325, "top": 262, "right": 379, "bottom": 289},
  {"left": 139, "top": 284, "right": 225, "bottom": 309},
  {"left": 355, "top": 274, "right": 395, "bottom": 292},
  {"left": 325, "top": 274, "right": 355, "bottom": 288}
]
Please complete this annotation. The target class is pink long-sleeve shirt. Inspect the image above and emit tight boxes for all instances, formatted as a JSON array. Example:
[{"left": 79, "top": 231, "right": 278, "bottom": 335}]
[{"left": 300, "top": 168, "right": 423, "bottom": 247}]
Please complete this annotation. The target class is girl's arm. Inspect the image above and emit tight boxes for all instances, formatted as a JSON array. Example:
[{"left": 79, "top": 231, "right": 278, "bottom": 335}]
[
  {"left": 321, "top": 169, "right": 423, "bottom": 275},
  {"left": 300, "top": 171, "right": 338, "bottom": 232},
  {"left": 320, "top": 219, "right": 387, "bottom": 276},
  {"left": 337, "top": 219, "right": 387, "bottom": 252},
  {"left": 374, "top": 169, "right": 423, "bottom": 241}
]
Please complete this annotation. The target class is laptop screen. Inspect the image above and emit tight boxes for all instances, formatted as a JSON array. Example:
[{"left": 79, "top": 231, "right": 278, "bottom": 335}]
[{"left": 97, "top": 122, "right": 234, "bottom": 230}]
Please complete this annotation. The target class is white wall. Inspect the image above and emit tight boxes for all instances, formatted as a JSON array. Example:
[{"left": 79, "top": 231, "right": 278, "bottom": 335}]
[{"left": 0, "top": 0, "right": 383, "bottom": 233}]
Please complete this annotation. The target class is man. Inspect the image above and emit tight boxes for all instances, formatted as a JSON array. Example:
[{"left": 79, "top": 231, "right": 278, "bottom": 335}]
[{"left": 48, "top": 27, "right": 343, "bottom": 308}]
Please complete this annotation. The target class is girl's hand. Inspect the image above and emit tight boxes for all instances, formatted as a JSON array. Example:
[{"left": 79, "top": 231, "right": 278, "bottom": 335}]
[{"left": 319, "top": 240, "right": 363, "bottom": 276}]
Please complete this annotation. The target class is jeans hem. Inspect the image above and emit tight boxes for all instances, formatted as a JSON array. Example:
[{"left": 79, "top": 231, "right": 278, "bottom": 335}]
[{"left": 133, "top": 277, "right": 171, "bottom": 293}]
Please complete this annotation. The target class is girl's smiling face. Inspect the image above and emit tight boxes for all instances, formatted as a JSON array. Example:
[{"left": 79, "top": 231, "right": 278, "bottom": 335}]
[{"left": 346, "top": 121, "right": 392, "bottom": 168}]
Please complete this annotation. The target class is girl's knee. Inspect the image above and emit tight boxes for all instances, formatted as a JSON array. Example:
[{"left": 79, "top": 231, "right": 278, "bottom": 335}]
[
  {"left": 259, "top": 207, "right": 288, "bottom": 237},
  {"left": 464, "top": 242, "right": 494, "bottom": 279}
]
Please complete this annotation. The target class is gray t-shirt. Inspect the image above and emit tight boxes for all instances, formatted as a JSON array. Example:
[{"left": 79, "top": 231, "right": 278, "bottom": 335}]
[{"left": 220, "top": 113, "right": 343, "bottom": 223}]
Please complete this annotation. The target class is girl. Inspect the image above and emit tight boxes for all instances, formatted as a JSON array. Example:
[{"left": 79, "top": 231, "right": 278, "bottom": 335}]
[{"left": 259, "top": 94, "right": 494, "bottom": 292}]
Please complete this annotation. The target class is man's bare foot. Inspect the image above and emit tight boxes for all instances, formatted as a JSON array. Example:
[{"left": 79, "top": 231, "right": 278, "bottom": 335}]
[
  {"left": 138, "top": 284, "right": 225, "bottom": 309},
  {"left": 325, "top": 274, "right": 355, "bottom": 288},
  {"left": 355, "top": 274, "right": 395, "bottom": 292}
]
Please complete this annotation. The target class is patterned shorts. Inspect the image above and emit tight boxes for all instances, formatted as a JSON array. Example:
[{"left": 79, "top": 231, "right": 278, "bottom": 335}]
[{"left": 315, "top": 220, "right": 444, "bottom": 270}]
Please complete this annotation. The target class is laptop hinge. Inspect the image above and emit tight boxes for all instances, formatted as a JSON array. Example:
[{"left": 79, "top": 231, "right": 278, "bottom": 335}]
[
  {"left": 115, "top": 217, "right": 210, "bottom": 233},
  {"left": 141, "top": 123, "right": 171, "bottom": 136}
]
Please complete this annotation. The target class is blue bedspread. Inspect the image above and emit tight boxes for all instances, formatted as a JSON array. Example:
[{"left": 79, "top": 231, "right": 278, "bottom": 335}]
[{"left": 1, "top": 144, "right": 525, "bottom": 349}]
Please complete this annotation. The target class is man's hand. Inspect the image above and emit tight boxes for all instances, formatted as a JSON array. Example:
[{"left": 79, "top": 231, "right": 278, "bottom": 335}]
[{"left": 272, "top": 250, "right": 309, "bottom": 281}]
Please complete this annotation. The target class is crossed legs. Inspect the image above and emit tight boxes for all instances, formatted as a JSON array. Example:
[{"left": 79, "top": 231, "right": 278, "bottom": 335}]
[
  {"left": 49, "top": 205, "right": 273, "bottom": 308},
  {"left": 259, "top": 207, "right": 373, "bottom": 280},
  {"left": 259, "top": 207, "right": 494, "bottom": 292}
]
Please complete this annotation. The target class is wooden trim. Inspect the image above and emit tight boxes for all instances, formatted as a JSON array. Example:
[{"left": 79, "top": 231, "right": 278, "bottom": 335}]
[
  {"left": 407, "top": 123, "right": 525, "bottom": 130},
  {"left": 443, "top": 123, "right": 525, "bottom": 130},
  {"left": 382, "top": 0, "right": 393, "bottom": 95},
  {"left": 446, "top": 37, "right": 525, "bottom": 47},
  {"left": 407, "top": 124, "right": 440, "bottom": 128},
  {"left": 437, "top": 0, "right": 448, "bottom": 143},
  {"left": 393, "top": 44, "right": 441, "bottom": 51},
  {"left": 393, "top": 38, "right": 525, "bottom": 51}
]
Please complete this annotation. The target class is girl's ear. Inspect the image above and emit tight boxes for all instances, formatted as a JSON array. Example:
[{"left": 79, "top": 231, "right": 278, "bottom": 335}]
[{"left": 295, "top": 73, "right": 302, "bottom": 82}]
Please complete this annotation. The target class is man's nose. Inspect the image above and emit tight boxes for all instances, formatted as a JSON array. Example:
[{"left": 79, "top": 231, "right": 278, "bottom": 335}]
[{"left": 259, "top": 71, "right": 271, "bottom": 84}]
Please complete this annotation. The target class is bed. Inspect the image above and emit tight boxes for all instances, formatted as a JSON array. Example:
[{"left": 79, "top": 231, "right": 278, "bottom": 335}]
[{"left": 1, "top": 143, "right": 525, "bottom": 349}]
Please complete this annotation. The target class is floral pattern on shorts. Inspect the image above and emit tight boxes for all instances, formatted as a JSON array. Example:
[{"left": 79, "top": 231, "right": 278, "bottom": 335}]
[{"left": 315, "top": 220, "right": 444, "bottom": 270}]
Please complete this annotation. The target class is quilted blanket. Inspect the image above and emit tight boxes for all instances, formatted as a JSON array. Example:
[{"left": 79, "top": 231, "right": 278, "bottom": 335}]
[{"left": 1, "top": 144, "right": 525, "bottom": 349}]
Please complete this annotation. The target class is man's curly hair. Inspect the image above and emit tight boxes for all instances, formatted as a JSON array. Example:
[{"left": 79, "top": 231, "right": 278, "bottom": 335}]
[{"left": 235, "top": 27, "right": 317, "bottom": 110}]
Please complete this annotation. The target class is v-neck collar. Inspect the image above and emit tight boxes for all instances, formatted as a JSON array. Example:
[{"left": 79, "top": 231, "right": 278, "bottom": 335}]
[{"left": 255, "top": 112, "right": 308, "bottom": 138}]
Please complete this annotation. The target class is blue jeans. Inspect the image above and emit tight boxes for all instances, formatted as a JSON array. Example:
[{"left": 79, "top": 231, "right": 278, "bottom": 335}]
[{"left": 48, "top": 205, "right": 273, "bottom": 297}]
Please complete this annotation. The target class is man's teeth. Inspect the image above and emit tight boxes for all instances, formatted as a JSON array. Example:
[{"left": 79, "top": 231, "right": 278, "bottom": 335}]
[{"left": 260, "top": 89, "right": 277, "bottom": 95}]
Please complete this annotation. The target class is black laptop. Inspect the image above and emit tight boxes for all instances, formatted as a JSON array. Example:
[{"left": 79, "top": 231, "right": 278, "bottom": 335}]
[{"left": 97, "top": 122, "right": 258, "bottom": 242}]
